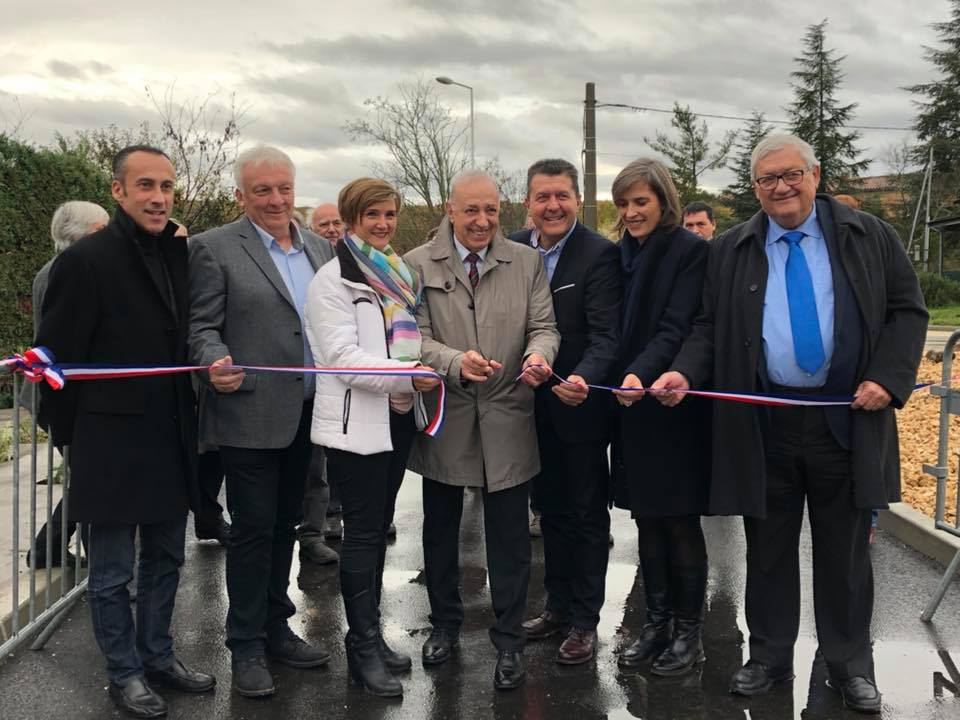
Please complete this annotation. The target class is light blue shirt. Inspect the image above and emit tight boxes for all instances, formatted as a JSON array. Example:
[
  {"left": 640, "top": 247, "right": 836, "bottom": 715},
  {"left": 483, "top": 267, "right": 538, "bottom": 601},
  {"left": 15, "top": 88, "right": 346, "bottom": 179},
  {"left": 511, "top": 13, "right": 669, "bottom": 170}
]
[
  {"left": 252, "top": 220, "right": 316, "bottom": 398},
  {"left": 762, "top": 206, "right": 835, "bottom": 387},
  {"left": 529, "top": 221, "right": 576, "bottom": 282},
  {"left": 453, "top": 236, "right": 489, "bottom": 279}
]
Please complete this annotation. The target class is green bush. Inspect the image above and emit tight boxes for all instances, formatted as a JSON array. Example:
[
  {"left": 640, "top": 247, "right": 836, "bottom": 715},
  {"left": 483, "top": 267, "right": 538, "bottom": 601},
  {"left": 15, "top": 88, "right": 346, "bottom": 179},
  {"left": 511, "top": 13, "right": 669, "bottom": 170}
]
[{"left": 917, "top": 271, "right": 960, "bottom": 307}]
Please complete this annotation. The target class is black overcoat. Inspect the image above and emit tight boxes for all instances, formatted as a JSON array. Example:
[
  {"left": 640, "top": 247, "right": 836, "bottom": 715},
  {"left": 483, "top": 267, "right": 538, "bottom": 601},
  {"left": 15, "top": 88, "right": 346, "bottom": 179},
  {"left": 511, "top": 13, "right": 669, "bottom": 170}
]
[
  {"left": 36, "top": 209, "right": 199, "bottom": 524},
  {"left": 612, "top": 225, "right": 711, "bottom": 518},
  {"left": 510, "top": 222, "right": 622, "bottom": 445},
  {"left": 672, "top": 195, "right": 928, "bottom": 518}
]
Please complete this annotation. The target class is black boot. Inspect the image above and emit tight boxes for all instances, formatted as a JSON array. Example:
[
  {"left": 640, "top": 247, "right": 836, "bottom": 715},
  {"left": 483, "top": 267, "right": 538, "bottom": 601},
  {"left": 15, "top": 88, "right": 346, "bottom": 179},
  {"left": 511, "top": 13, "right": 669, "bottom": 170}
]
[
  {"left": 342, "top": 569, "right": 403, "bottom": 697},
  {"left": 619, "top": 556, "right": 672, "bottom": 668},
  {"left": 374, "top": 544, "right": 411, "bottom": 672},
  {"left": 651, "top": 567, "right": 707, "bottom": 677}
]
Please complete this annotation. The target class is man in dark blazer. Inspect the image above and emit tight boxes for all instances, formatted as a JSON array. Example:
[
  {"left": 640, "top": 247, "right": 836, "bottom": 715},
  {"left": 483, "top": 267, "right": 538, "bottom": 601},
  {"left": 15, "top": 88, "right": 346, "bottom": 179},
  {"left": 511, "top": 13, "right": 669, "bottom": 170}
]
[
  {"left": 36, "top": 146, "right": 215, "bottom": 718},
  {"left": 653, "top": 134, "right": 927, "bottom": 714},
  {"left": 188, "top": 145, "right": 334, "bottom": 698},
  {"left": 510, "top": 159, "right": 621, "bottom": 665}
]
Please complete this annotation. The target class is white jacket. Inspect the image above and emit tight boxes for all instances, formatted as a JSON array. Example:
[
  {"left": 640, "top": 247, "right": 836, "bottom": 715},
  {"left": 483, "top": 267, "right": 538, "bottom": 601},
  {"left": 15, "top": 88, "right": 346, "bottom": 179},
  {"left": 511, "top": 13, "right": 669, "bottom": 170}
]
[{"left": 304, "top": 258, "right": 418, "bottom": 455}]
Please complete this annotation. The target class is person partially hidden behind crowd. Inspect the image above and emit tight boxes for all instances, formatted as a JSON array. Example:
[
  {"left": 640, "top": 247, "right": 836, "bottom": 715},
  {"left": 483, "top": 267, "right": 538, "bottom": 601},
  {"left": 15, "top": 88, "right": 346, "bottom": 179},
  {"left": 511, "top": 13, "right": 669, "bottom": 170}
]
[
  {"left": 36, "top": 146, "right": 215, "bottom": 718},
  {"left": 611, "top": 159, "right": 711, "bottom": 677},
  {"left": 23, "top": 200, "right": 108, "bottom": 570},
  {"left": 405, "top": 170, "right": 559, "bottom": 691},
  {"left": 652, "top": 134, "right": 927, "bottom": 713},
  {"left": 681, "top": 201, "right": 717, "bottom": 241},
  {"left": 188, "top": 145, "right": 334, "bottom": 698},
  {"left": 304, "top": 177, "right": 440, "bottom": 697},
  {"left": 513, "top": 159, "right": 621, "bottom": 666}
]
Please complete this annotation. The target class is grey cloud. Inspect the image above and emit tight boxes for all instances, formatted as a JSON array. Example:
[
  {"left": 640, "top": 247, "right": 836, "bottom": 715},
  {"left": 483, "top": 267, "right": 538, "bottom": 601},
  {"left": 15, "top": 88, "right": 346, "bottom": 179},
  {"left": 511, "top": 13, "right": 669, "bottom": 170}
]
[
  {"left": 87, "top": 61, "right": 113, "bottom": 75},
  {"left": 47, "top": 60, "right": 86, "bottom": 80}
]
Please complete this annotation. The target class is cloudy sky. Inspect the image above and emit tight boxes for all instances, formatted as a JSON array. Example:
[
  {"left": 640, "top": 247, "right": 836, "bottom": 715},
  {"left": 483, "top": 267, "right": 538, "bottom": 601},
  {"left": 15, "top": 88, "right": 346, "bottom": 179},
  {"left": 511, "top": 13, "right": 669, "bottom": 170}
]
[{"left": 1, "top": 0, "right": 949, "bottom": 205}]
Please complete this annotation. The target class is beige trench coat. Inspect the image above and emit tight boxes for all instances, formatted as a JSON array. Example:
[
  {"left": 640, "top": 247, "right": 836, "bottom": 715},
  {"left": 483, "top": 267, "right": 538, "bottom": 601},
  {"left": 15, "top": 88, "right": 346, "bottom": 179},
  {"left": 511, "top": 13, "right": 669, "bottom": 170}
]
[{"left": 404, "top": 218, "right": 559, "bottom": 492}]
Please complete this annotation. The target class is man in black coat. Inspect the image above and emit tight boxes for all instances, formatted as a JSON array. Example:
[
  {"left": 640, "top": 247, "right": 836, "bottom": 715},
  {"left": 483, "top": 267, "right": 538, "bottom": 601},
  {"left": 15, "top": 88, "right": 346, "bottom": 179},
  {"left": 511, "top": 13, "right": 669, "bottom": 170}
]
[
  {"left": 36, "top": 146, "right": 214, "bottom": 718},
  {"left": 511, "top": 159, "right": 621, "bottom": 665},
  {"left": 653, "top": 134, "right": 927, "bottom": 714}
]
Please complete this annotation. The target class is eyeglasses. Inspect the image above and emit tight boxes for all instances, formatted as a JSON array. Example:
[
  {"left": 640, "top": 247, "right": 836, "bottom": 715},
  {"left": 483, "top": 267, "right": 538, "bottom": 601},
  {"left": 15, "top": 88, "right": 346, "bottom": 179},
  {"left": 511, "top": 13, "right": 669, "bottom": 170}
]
[{"left": 754, "top": 169, "right": 807, "bottom": 191}]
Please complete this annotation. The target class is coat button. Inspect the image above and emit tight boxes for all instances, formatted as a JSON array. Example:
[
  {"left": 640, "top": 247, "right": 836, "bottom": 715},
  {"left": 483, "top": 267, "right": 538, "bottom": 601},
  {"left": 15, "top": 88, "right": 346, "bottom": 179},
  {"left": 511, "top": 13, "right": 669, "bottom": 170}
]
[
  {"left": 749, "top": 283, "right": 758, "bottom": 292},
  {"left": 467, "top": 302, "right": 474, "bottom": 310},
  {"left": 444, "top": 281, "right": 452, "bottom": 290},
  {"left": 294, "top": 330, "right": 301, "bottom": 336},
  {"left": 744, "top": 338, "right": 752, "bottom": 347}
]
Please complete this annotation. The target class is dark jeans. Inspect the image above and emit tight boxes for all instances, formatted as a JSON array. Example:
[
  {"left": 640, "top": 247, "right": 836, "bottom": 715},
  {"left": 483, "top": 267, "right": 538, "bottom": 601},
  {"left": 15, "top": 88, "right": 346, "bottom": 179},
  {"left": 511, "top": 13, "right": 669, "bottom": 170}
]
[
  {"left": 219, "top": 402, "right": 312, "bottom": 660},
  {"left": 423, "top": 477, "right": 531, "bottom": 651},
  {"left": 745, "top": 403, "right": 874, "bottom": 681},
  {"left": 298, "top": 445, "right": 330, "bottom": 543},
  {"left": 326, "top": 411, "right": 415, "bottom": 624},
  {"left": 534, "top": 422, "right": 610, "bottom": 629},
  {"left": 87, "top": 518, "right": 186, "bottom": 683},
  {"left": 195, "top": 450, "right": 225, "bottom": 531}
]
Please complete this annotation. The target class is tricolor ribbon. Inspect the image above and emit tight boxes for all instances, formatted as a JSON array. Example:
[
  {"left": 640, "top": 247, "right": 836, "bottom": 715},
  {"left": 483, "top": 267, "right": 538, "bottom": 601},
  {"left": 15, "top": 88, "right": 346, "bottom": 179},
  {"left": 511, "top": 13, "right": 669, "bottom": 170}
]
[{"left": 2, "top": 347, "right": 446, "bottom": 437}]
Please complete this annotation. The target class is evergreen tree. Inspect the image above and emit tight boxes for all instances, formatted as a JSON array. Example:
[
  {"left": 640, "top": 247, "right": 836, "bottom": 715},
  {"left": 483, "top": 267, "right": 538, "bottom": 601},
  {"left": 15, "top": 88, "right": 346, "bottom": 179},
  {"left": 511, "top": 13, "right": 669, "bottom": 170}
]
[
  {"left": 725, "top": 111, "right": 772, "bottom": 224},
  {"left": 645, "top": 103, "right": 736, "bottom": 205},
  {"left": 907, "top": 0, "right": 960, "bottom": 213},
  {"left": 787, "top": 19, "right": 869, "bottom": 193}
]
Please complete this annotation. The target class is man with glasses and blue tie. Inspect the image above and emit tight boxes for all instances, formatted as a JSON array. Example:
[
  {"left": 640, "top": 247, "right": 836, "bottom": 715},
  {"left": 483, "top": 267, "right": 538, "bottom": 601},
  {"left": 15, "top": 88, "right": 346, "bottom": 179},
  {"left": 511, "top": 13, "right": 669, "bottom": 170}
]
[{"left": 651, "top": 134, "right": 927, "bottom": 714}]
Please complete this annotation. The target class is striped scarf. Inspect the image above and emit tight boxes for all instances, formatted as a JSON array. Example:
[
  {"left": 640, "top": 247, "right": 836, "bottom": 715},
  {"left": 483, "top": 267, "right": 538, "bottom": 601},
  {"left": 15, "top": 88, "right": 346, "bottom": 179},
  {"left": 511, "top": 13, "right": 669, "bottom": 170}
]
[{"left": 344, "top": 233, "right": 422, "bottom": 362}]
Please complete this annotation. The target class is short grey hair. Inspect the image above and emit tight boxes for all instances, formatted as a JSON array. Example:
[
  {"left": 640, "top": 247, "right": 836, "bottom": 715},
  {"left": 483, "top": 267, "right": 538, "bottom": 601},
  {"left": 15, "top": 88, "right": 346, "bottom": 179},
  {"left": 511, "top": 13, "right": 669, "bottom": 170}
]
[
  {"left": 448, "top": 170, "right": 499, "bottom": 201},
  {"left": 233, "top": 145, "right": 296, "bottom": 188},
  {"left": 750, "top": 134, "right": 818, "bottom": 180},
  {"left": 50, "top": 201, "right": 109, "bottom": 253}
]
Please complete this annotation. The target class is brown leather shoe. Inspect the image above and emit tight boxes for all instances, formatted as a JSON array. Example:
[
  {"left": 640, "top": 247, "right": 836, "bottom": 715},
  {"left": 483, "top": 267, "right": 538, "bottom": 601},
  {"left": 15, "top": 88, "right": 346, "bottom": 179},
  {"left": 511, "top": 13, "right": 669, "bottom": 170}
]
[
  {"left": 557, "top": 627, "right": 597, "bottom": 665},
  {"left": 522, "top": 610, "right": 568, "bottom": 641}
]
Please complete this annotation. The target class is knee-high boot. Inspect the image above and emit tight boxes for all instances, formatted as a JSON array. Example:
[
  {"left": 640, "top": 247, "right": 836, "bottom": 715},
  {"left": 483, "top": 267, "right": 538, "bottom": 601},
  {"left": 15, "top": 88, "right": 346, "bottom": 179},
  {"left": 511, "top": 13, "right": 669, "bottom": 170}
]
[
  {"left": 342, "top": 568, "right": 403, "bottom": 697},
  {"left": 618, "top": 554, "right": 673, "bottom": 668},
  {"left": 651, "top": 566, "right": 707, "bottom": 677}
]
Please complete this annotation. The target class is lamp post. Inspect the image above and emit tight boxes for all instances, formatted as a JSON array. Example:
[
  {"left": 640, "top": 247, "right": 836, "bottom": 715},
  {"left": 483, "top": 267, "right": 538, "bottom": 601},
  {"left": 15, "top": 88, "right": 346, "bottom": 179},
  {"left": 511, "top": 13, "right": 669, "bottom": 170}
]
[{"left": 435, "top": 76, "right": 474, "bottom": 168}]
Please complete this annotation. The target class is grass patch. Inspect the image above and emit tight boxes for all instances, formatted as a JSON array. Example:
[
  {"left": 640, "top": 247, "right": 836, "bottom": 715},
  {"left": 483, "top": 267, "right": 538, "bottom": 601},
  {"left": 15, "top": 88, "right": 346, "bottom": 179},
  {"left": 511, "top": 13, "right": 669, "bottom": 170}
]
[{"left": 928, "top": 305, "right": 960, "bottom": 327}]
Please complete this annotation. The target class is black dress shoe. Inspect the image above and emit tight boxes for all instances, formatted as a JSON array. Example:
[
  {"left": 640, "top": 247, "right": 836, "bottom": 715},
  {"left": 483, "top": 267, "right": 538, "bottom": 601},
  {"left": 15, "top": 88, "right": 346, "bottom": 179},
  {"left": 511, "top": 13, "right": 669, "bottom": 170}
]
[
  {"left": 494, "top": 650, "right": 526, "bottom": 690},
  {"left": 827, "top": 676, "right": 882, "bottom": 714},
  {"left": 145, "top": 658, "right": 216, "bottom": 693},
  {"left": 729, "top": 659, "right": 795, "bottom": 696},
  {"left": 266, "top": 631, "right": 331, "bottom": 668},
  {"left": 232, "top": 656, "right": 275, "bottom": 698},
  {"left": 422, "top": 627, "right": 458, "bottom": 666},
  {"left": 195, "top": 517, "right": 230, "bottom": 546},
  {"left": 521, "top": 610, "right": 568, "bottom": 641},
  {"left": 108, "top": 676, "right": 168, "bottom": 718}
]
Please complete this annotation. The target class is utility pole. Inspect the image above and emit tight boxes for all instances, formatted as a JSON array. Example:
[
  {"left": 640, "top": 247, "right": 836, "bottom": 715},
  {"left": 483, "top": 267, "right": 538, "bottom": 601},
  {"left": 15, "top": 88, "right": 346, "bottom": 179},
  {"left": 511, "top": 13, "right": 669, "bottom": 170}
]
[
  {"left": 583, "top": 82, "right": 597, "bottom": 230},
  {"left": 924, "top": 145, "right": 933, "bottom": 273}
]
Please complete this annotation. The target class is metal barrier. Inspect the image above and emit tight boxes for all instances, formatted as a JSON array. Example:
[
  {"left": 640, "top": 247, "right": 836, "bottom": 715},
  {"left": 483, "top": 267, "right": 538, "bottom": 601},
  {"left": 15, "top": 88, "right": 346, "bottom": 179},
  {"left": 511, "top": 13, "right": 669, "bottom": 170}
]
[
  {"left": 1, "top": 372, "right": 86, "bottom": 657},
  {"left": 921, "top": 328, "right": 960, "bottom": 622}
]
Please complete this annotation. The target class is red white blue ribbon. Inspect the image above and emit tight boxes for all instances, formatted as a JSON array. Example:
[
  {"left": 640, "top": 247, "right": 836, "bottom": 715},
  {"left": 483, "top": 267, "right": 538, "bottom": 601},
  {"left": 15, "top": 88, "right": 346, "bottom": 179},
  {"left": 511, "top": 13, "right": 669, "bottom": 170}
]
[{"left": 3, "top": 347, "right": 446, "bottom": 437}]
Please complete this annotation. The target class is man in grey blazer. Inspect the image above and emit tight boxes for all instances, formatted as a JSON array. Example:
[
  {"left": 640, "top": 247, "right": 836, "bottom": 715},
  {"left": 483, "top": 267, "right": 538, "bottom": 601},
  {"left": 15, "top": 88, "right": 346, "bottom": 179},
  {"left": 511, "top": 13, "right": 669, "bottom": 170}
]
[{"left": 188, "top": 145, "right": 334, "bottom": 698}]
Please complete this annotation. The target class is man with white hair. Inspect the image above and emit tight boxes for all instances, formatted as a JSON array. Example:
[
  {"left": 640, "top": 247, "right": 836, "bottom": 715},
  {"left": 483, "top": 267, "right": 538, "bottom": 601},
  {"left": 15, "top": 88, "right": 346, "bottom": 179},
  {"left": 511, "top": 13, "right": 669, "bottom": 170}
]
[
  {"left": 404, "top": 170, "right": 559, "bottom": 691},
  {"left": 23, "top": 201, "right": 109, "bottom": 570},
  {"left": 652, "top": 134, "right": 927, "bottom": 714},
  {"left": 309, "top": 203, "right": 343, "bottom": 244},
  {"left": 188, "top": 145, "right": 334, "bottom": 698}
]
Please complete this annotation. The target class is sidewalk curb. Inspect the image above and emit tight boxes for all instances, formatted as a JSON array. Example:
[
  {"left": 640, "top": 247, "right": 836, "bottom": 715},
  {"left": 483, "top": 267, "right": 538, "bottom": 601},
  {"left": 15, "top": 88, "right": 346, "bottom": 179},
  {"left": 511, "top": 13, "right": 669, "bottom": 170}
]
[
  {"left": 878, "top": 502, "right": 960, "bottom": 567},
  {"left": 928, "top": 325, "right": 960, "bottom": 332}
]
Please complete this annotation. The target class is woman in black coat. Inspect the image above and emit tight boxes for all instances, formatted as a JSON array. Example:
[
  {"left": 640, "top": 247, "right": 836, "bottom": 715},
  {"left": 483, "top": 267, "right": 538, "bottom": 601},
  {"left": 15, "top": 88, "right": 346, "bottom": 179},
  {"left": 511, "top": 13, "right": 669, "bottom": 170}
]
[{"left": 610, "top": 158, "right": 711, "bottom": 677}]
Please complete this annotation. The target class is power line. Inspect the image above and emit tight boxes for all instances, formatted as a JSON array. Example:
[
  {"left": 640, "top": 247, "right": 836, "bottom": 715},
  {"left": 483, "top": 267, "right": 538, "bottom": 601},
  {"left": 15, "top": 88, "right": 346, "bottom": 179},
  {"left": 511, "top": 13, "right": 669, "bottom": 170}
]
[{"left": 596, "top": 101, "right": 914, "bottom": 132}]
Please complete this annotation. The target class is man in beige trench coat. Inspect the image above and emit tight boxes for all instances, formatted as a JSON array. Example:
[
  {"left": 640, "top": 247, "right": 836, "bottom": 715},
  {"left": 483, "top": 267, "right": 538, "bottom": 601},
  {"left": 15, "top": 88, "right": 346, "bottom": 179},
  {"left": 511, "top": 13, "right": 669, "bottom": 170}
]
[{"left": 404, "top": 170, "right": 560, "bottom": 691}]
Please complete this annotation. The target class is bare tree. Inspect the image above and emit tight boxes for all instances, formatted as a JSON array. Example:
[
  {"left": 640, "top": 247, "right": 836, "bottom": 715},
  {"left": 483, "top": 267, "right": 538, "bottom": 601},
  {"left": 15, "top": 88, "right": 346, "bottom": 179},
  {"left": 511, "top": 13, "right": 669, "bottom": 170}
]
[
  {"left": 344, "top": 78, "right": 469, "bottom": 211},
  {"left": 0, "top": 95, "right": 28, "bottom": 138}
]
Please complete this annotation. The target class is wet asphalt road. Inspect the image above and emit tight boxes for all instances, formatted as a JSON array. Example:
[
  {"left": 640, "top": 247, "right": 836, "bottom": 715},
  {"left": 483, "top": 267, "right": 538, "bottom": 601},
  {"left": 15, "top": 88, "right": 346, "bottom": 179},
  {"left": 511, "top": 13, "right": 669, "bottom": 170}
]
[{"left": 1, "top": 473, "right": 959, "bottom": 720}]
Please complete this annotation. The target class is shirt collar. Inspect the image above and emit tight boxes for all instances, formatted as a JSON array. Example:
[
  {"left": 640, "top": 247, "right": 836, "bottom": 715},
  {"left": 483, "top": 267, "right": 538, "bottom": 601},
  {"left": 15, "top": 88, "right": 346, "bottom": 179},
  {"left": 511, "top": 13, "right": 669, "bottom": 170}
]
[
  {"left": 251, "top": 218, "right": 304, "bottom": 251},
  {"left": 530, "top": 219, "right": 577, "bottom": 256},
  {"left": 453, "top": 235, "right": 488, "bottom": 263},
  {"left": 766, "top": 204, "right": 822, "bottom": 246}
]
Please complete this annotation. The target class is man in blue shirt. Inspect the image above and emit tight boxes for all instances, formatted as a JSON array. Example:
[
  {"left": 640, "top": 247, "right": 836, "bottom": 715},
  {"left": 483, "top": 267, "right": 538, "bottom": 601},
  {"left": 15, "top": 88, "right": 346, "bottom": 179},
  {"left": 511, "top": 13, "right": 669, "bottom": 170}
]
[{"left": 653, "top": 134, "right": 927, "bottom": 714}]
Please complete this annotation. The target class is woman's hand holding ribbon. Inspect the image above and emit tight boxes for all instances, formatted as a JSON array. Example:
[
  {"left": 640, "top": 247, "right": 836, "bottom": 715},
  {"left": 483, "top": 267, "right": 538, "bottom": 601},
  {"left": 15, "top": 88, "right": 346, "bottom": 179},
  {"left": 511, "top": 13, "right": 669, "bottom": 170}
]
[{"left": 413, "top": 365, "right": 441, "bottom": 391}]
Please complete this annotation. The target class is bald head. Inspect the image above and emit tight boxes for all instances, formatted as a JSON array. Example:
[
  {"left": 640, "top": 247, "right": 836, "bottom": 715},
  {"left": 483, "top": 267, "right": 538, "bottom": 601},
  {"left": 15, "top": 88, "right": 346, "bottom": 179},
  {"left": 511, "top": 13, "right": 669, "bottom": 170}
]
[
  {"left": 310, "top": 203, "right": 343, "bottom": 244},
  {"left": 446, "top": 170, "right": 500, "bottom": 252}
]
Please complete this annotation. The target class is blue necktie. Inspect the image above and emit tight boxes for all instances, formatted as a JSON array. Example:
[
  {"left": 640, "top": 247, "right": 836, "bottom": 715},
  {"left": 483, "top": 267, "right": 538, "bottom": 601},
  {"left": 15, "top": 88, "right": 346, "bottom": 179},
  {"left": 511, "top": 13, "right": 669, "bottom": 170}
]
[{"left": 781, "top": 231, "right": 825, "bottom": 374}]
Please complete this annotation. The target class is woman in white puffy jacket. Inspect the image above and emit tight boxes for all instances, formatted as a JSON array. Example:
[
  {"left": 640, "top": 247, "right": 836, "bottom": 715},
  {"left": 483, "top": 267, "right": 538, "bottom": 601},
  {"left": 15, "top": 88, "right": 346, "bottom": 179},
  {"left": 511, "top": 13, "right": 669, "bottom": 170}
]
[{"left": 303, "top": 178, "right": 439, "bottom": 698}]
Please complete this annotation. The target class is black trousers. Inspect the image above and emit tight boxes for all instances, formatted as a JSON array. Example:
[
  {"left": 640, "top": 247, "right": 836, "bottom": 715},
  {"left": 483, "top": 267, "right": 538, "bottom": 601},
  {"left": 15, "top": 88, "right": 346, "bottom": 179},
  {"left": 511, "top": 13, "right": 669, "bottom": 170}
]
[
  {"left": 326, "top": 411, "right": 415, "bottom": 621},
  {"left": 422, "top": 477, "right": 531, "bottom": 651},
  {"left": 219, "top": 402, "right": 312, "bottom": 660},
  {"left": 195, "top": 449, "right": 225, "bottom": 531},
  {"left": 533, "top": 420, "right": 610, "bottom": 629},
  {"left": 745, "top": 403, "right": 873, "bottom": 681}
]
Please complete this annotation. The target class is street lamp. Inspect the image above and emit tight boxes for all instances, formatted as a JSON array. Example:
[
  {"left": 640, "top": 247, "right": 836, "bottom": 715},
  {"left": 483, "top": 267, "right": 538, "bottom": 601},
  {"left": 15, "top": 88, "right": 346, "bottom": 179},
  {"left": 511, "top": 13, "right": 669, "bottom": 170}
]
[{"left": 435, "top": 75, "right": 475, "bottom": 168}]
